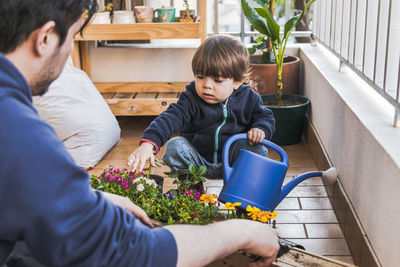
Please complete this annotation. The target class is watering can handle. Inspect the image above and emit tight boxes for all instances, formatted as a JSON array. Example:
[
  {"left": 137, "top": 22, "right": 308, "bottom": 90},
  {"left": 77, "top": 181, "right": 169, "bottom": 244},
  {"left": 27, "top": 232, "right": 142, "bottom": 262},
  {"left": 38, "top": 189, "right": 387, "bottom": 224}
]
[{"left": 223, "top": 133, "right": 289, "bottom": 182}]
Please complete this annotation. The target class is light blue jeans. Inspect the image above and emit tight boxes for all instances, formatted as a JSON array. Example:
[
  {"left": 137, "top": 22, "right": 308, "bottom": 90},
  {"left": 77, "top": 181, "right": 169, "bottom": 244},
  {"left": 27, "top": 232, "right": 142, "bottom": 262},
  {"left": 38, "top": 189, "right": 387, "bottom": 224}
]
[{"left": 162, "top": 136, "right": 268, "bottom": 179}]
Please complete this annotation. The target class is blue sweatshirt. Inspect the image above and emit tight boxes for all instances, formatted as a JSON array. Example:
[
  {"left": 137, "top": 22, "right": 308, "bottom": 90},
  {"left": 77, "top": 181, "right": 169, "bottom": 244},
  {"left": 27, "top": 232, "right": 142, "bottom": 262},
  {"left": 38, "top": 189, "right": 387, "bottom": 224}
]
[
  {"left": 142, "top": 81, "right": 275, "bottom": 163},
  {"left": 0, "top": 53, "right": 177, "bottom": 267}
]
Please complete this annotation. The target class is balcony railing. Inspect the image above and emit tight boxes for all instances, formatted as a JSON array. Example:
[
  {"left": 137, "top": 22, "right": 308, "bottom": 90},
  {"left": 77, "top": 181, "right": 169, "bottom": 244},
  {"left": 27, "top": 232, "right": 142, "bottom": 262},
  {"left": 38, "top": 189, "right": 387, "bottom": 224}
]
[{"left": 312, "top": 0, "right": 400, "bottom": 126}]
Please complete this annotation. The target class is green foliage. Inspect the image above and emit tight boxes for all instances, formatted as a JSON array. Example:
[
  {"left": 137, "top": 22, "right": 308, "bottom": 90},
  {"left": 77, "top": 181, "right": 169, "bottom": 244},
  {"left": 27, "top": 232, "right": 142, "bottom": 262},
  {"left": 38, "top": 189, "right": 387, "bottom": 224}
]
[
  {"left": 90, "top": 164, "right": 225, "bottom": 225},
  {"left": 242, "top": 0, "right": 316, "bottom": 102}
]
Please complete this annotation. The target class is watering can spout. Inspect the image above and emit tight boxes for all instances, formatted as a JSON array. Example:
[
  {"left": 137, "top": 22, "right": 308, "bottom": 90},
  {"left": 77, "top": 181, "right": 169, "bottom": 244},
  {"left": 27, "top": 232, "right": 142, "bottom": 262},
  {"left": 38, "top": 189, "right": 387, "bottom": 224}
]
[{"left": 277, "top": 167, "right": 337, "bottom": 205}]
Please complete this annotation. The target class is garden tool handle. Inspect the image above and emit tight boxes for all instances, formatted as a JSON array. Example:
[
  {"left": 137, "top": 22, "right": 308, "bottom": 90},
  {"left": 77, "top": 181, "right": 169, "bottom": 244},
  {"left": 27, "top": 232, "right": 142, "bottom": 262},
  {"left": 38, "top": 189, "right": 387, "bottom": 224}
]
[{"left": 223, "top": 133, "right": 289, "bottom": 182}]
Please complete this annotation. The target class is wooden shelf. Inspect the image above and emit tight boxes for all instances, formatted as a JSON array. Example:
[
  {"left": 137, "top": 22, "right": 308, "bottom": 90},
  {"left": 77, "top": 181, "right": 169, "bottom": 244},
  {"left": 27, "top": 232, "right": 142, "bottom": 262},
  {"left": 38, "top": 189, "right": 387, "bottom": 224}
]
[
  {"left": 72, "top": 1, "right": 206, "bottom": 116},
  {"left": 102, "top": 91, "right": 180, "bottom": 116},
  {"left": 75, "top": 23, "right": 202, "bottom": 41},
  {"left": 94, "top": 82, "right": 187, "bottom": 93}
]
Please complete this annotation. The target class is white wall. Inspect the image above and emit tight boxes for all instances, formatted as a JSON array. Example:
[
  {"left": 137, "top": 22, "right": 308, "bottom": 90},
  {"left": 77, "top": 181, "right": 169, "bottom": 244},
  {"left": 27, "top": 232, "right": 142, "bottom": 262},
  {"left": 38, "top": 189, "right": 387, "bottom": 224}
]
[
  {"left": 300, "top": 44, "right": 400, "bottom": 267},
  {"left": 89, "top": 42, "right": 197, "bottom": 82}
]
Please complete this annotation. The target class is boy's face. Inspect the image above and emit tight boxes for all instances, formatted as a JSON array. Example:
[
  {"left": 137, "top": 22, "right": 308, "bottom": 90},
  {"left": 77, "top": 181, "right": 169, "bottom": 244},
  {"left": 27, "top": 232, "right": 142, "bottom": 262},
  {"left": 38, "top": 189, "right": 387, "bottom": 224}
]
[{"left": 194, "top": 75, "right": 241, "bottom": 104}]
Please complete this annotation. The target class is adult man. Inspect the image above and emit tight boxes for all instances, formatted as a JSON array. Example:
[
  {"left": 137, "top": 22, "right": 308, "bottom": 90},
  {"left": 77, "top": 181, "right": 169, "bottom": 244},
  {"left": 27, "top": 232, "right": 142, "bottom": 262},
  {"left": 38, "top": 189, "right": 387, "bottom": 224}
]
[{"left": 0, "top": 1, "right": 279, "bottom": 266}]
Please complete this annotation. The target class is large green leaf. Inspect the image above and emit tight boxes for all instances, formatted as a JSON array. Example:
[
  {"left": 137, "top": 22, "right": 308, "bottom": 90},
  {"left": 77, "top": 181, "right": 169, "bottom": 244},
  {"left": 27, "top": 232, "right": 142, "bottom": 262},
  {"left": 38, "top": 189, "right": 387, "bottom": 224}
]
[
  {"left": 255, "top": 7, "right": 280, "bottom": 43},
  {"left": 283, "top": 0, "right": 317, "bottom": 41},
  {"left": 283, "top": 15, "right": 300, "bottom": 42},
  {"left": 241, "top": 0, "right": 271, "bottom": 36}
]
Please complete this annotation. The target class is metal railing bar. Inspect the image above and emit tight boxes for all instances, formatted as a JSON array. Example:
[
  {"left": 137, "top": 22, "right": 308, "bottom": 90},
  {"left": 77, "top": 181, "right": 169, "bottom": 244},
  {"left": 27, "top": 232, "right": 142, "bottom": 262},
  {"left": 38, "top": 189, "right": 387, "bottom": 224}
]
[
  {"left": 285, "top": 0, "right": 290, "bottom": 23},
  {"left": 214, "top": 0, "right": 219, "bottom": 34},
  {"left": 318, "top": 1, "right": 322, "bottom": 40},
  {"left": 395, "top": 59, "right": 400, "bottom": 126},
  {"left": 333, "top": 0, "right": 338, "bottom": 51},
  {"left": 383, "top": 0, "right": 392, "bottom": 91},
  {"left": 373, "top": 0, "right": 381, "bottom": 84},
  {"left": 362, "top": 0, "right": 369, "bottom": 75},
  {"left": 240, "top": 6, "right": 245, "bottom": 43},
  {"left": 329, "top": 0, "right": 334, "bottom": 47},
  {"left": 212, "top": 31, "right": 313, "bottom": 38},
  {"left": 325, "top": 0, "right": 329, "bottom": 43},
  {"left": 339, "top": 0, "right": 345, "bottom": 57},
  {"left": 353, "top": 0, "right": 359, "bottom": 66},
  {"left": 347, "top": 0, "right": 353, "bottom": 62},
  {"left": 317, "top": 40, "right": 400, "bottom": 118}
]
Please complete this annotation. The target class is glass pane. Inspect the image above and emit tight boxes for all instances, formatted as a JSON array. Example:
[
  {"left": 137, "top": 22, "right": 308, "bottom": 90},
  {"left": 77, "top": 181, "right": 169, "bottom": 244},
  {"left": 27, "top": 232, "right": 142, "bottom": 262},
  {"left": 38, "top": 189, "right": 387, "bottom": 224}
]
[{"left": 218, "top": 0, "right": 241, "bottom": 33}]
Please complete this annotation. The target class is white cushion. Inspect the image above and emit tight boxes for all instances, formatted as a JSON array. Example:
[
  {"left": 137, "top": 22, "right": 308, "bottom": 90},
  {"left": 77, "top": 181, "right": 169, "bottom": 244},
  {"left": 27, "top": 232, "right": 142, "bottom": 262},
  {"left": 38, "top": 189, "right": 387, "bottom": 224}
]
[{"left": 33, "top": 59, "right": 121, "bottom": 168}]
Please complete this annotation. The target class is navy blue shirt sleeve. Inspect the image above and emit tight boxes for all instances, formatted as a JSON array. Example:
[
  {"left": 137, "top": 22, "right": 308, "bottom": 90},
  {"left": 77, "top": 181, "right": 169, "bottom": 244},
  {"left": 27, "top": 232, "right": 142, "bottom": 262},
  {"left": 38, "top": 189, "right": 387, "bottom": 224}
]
[
  {"left": 0, "top": 91, "right": 177, "bottom": 266},
  {"left": 142, "top": 82, "right": 197, "bottom": 148}
]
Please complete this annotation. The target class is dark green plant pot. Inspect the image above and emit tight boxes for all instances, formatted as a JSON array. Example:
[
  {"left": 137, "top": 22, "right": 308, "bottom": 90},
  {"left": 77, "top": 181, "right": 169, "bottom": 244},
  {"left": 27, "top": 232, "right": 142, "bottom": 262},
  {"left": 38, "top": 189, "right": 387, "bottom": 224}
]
[
  {"left": 261, "top": 94, "right": 310, "bottom": 146},
  {"left": 149, "top": 174, "right": 164, "bottom": 192}
]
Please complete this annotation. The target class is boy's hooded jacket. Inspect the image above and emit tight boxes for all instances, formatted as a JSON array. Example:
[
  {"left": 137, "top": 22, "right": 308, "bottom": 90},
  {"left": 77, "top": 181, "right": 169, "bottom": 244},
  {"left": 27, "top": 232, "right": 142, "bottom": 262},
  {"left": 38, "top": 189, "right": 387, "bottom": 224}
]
[{"left": 142, "top": 81, "right": 275, "bottom": 163}]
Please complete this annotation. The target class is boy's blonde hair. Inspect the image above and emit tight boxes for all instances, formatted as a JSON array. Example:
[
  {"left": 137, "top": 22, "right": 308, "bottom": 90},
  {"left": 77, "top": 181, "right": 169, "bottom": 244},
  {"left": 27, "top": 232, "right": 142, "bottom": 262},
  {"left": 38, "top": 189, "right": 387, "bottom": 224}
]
[{"left": 191, "top": 34, "right": 250, "bottom": 83}]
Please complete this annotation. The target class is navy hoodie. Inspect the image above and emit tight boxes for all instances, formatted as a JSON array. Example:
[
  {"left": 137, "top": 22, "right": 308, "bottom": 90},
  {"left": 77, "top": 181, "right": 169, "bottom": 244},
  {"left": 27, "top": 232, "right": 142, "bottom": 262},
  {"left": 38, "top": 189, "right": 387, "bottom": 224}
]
[
  {"left": 0, "top": 53, "right": 177, "bottom": 267},
  {"left": 142, "top": 81, "right": 275, "bottom": 163}
]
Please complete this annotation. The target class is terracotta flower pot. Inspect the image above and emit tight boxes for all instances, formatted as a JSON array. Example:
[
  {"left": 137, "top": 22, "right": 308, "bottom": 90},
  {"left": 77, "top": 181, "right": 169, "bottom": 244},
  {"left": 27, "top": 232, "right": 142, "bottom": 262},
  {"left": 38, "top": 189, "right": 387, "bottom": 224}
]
[{"left": 249, "top": 55, "right": 300, "bottom": 95}]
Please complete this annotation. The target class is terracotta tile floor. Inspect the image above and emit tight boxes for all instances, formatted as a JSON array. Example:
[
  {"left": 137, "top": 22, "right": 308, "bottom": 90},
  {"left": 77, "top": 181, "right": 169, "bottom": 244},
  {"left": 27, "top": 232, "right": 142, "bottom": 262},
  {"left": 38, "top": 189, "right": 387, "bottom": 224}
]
[{"left": 89, "top": 116, "right": 354, "bottom": 265}]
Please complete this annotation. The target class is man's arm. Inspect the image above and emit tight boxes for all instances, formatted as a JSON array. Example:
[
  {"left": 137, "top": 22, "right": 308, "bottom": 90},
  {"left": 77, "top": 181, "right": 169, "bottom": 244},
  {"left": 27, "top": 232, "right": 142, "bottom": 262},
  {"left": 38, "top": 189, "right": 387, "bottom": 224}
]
[{"left": 165, "top": 219, "right": 279, "bottom": 267}]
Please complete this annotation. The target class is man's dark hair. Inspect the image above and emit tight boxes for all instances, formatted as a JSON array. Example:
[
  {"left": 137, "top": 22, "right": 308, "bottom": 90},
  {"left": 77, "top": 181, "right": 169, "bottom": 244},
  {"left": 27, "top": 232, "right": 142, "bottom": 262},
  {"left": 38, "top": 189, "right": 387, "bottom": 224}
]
[{"left": 0, "top": 0, "right": 98, "bottom": 54}]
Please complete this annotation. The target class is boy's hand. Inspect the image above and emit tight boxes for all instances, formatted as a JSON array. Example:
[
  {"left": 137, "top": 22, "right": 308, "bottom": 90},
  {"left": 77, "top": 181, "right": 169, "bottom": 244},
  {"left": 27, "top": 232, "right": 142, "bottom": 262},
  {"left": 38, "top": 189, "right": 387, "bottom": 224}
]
[
  {"left": 248, "top": 128, "right": 265, "bottom": 145},
  {"left": 126, "top": 142, "right": 155, "bottom": 172}
]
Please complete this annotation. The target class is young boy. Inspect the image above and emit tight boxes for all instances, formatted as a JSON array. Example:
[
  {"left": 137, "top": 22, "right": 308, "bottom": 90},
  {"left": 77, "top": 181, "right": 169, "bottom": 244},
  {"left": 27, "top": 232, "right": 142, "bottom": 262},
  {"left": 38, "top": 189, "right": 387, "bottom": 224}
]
[{"left": 127, "top": 34, "right": 275, "bottom": 180}]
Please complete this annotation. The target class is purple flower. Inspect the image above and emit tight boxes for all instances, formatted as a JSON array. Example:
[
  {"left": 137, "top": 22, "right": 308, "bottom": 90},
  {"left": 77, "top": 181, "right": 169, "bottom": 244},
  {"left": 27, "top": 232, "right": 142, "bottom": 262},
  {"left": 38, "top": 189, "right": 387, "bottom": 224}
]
[
  {"left": 106, "top": 165, "right": 114, "bottom": 168},
  {"left": 113, "top": 169, "right": 120, "bottom": 174},
  {"left": 193, "top": 189, "right": 201, "bottom": 200},
  {"left": 185, "top": 190, "right": 192, "bottom": 195},
  {"left": 192, "top": 213, "right": 198, "bottom": 217},
  {"left": 116, "top": 176, "right": 122, "bottom": 182},
  {"left": 121, "top": 181, "right": 130, "bottom": 189}
]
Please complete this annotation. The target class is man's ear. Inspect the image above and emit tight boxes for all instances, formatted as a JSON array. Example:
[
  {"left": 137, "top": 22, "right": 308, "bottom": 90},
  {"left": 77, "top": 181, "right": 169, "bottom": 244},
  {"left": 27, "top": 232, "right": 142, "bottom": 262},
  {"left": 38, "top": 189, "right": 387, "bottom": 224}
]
[{"left": 33, "top": 21, "right": 57, "bottom": 57}]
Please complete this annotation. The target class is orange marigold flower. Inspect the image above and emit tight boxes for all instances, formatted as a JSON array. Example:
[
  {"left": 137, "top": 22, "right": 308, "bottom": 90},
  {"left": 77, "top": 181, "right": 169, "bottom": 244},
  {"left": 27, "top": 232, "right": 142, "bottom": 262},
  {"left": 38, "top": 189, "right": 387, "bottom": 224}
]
[
  {"left": 258, "top": 211, "right": 272, "bottom": 222},
  {"left": 199, "top": 194, "right": 218, "bottom": 204},
  {"left": 270, "top": 211, "right": 278, "bottom": 219},
  {"left": 221, "top": 202, "right": 241, "bottom": 210},
  {"left": 246, "top": 205, "right": 261, "bottom": 220}
]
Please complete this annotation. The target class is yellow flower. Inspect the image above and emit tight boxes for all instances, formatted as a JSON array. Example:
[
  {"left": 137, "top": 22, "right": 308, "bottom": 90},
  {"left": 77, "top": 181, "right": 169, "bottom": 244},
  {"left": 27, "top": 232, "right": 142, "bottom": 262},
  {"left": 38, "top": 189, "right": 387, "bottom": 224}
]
[
  {"left": 270, "top": 211, "right": 278, "bottom": 219},
  {"left": 199, "top": 194, "right": 218, "bottom": 204},
  {"left": 258, "top": 211, "right": 271, "bottom": 222},
  {"left": 246, "top": 205, "right": 261, "bottom": 220},
  {"left": 221, "top": 202, "right": 241, "bottom": 210}
]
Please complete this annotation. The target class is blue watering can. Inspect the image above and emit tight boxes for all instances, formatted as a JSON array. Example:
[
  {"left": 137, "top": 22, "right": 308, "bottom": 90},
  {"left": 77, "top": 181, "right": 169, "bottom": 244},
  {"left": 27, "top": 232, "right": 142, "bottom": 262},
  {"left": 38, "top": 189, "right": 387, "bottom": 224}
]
[{"left": 219, "top": 133, "right": 337, "bottom": 212}]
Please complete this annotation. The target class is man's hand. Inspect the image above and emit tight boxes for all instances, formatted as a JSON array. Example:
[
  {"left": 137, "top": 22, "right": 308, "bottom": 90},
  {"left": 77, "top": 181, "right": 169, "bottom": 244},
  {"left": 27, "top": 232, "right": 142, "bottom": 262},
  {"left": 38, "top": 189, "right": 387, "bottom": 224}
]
[
  {"left": 166, "top": 219, "right": 279, "bottom": 267},
  {"left": 126, "top": 142, "right": 155, "bottom": 172},
  {"left": 242, "top": 220, "right": 279, "bottom": 267},
  {"left": 248, "top": 128, "right": 265, "bottom": 145},
  {"left": 102, "top": 191, "right": 154, "bottom": 227}
]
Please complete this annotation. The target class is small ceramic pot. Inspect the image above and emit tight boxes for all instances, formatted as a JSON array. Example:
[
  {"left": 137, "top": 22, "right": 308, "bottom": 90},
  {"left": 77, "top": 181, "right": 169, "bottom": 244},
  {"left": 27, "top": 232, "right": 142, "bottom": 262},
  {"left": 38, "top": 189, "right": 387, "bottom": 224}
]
[
  {"left": 112, "top": 10, "right": 135, "bottom": 24},
  {"left": 179, "top": 9, "right": 195, "bottom": 20},
  {"left": 134, "top": 6, "right": 154, "bottom": 23},
  {"left": 91, "top": 12, "right": 111, "bottom": 24},
  {"left": 153, "top": 7, "right": 175, "bottom": 22}
]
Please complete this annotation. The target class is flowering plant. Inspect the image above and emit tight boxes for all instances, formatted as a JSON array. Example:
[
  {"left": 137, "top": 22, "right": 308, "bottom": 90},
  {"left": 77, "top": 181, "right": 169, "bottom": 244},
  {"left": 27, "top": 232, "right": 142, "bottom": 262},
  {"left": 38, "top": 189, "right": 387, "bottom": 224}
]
[
  {"left": 90, "top": 165, "right": 162, "bottom": 216},
  {"left": 90, "top": 163, "right": 278, "bottom": 226},
  {"left": 246, "top": 205, "right": 277, "bottom": 228}
]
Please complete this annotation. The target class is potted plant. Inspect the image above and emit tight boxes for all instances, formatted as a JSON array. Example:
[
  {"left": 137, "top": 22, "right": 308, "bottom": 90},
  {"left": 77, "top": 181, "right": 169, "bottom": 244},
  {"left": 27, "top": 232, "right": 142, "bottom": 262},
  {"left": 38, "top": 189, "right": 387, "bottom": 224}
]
[
  {"left": 179, "top": 0, "right": 195, "bottom": 22},
  {"left": 247, "top": 0, "right": 300, "bottom": 96},
  {"left": 90, "top": 162, "right": 280, "bottom": 226},
  {"left": 242, "top": 0, "right": 316, "bottom": 145},
  {"left": 91, "top": 3, "right": 113, "bottom": 24}
]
